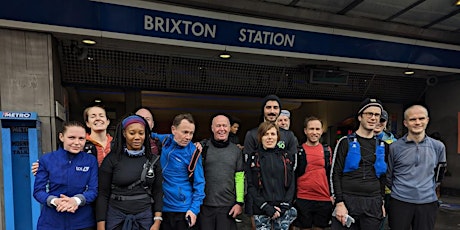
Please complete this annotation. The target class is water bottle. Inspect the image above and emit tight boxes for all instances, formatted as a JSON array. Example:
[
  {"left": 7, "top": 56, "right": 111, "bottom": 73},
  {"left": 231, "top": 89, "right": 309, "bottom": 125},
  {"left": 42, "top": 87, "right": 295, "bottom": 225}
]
[
  {"left": 374, "top": 141, "right": 387, "bottom": 178},
  {"left": 344, "top": 138, "right": 361, "bottom": 173}
]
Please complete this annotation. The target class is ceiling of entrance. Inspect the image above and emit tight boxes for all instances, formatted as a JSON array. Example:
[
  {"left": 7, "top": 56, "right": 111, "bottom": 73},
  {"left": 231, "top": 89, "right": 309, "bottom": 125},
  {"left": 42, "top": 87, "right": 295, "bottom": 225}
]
[{"left": 155, "top": 0, "right": 460, "bottom": 45}]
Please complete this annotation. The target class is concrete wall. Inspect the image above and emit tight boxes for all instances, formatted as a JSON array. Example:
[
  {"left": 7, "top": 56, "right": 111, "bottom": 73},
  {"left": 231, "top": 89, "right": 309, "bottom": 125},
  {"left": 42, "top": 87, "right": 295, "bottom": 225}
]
[
  {"left": 0, "top": 28, "right": 59, "bottom": 229},
  {"left": 426, "top": 80, "right": 460, "bottom": 191}
]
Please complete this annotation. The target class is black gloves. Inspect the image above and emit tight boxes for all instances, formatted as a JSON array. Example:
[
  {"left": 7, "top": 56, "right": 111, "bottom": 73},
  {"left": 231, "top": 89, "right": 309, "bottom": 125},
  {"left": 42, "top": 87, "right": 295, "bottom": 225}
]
[
  {"left": 262, "top": 204, "right": 277, "bottom": 217},
  {"left": 279, "top": 203, "right": 291, "bottom": 216}
]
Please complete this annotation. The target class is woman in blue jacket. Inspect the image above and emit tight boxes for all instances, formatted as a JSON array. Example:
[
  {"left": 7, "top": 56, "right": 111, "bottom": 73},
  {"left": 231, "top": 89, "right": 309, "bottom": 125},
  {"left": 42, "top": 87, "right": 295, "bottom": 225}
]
[{"left": 33, "top": 121, "right": 98, "bottom": 230}]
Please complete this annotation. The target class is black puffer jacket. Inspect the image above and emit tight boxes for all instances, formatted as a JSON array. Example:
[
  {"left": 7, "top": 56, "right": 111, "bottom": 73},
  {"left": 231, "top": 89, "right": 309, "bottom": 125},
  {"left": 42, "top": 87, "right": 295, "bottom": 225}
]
[{"left": 246, "top": 146, "right": 295, "bottom": 216}]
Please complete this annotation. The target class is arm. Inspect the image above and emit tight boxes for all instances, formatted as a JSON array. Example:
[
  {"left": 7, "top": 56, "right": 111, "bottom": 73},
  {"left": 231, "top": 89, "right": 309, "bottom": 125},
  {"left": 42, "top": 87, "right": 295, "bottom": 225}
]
[
  {"left": 150, "top": 133, "right": 170, "bottom": 143},
  {"left": 190, "top": 155, "right": 205, "bottom": 215},
  {"left": 435, "top": 141, "right": 447, "bottom": 183},
  {"left": 152, "top": 157, "right": 164, "bottom": 213},
  {"left": 80, "top": 157, "right": 99, "bottom": 205},
  {"left": 243, "top": 130, "right": 257, "bottom": 157},
  {"left": 33, "top": 156, "right": 55, "bottom": 206},
  {"left": 331, "top": 137, "right": 348, "bottom": 204},
  {"left": 386, "top": 144, "right": 395, "bottom": 189},
  {"left": 229, "top": 150, "right": 245, "bottom": 218},
  {"left": 95, "top": 157, "right": 114, "bottom": 223},
  {"left": 378, "top": 143, "right": 390, "bottom": 198},
  {"left": 235, "top": 150, "right": 245, "bottom": 203},
  {"left": 151, "top": 159, "right": 163, "bottom": 230},
  {"left": 286, "top": 131, "right": 299, "bottom": 157}
]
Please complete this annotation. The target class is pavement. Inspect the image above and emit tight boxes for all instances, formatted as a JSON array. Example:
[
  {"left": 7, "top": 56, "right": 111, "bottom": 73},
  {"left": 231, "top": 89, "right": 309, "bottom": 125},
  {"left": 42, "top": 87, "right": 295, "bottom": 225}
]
[{"left": 235, "top": 195, "right": 460, "bottom": 230}]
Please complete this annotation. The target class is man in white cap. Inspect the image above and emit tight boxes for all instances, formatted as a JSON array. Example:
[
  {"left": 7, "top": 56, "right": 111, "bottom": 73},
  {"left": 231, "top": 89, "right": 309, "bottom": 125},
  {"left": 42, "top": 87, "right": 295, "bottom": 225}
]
[{"left": 277, "top": 109, "right": 291, "bottom": 130}]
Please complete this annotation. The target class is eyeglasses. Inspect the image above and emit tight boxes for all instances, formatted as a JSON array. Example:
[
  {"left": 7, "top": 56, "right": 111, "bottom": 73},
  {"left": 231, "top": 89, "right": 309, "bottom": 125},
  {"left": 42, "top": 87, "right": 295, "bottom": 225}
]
[{"left": 362, "top": 112, "right": 381, "bottom": 118}]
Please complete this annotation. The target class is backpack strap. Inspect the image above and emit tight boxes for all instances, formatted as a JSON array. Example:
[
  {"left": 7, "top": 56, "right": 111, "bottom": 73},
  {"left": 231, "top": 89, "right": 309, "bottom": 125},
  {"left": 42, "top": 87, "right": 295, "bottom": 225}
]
[
  {"left": 294, "top": 147, "right": 307, "bottom": 178},
  {"left": 188, "top": 147, "right": 202, "bottom": 184},
  {"left": 111, "top": 155, "right": 160, "bottom": 198},
  {"left": 83, "top": 141, "right": 97, "bottom": 157},
  {"left": 249, "top": 152, "right": 262, "bottom": 190},
  {"left": 323, "top": 144, "right": 332, "bottom": 191}
]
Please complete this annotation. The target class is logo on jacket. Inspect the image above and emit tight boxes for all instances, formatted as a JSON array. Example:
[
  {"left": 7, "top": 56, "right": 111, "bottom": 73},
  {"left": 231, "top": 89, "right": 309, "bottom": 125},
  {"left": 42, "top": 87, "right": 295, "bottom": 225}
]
[
  {"left": 76, "top": 166, "right": 90, "bottom": 172},
  {"left": 277, "top": 141, "right": 286, "bottom": 149}
]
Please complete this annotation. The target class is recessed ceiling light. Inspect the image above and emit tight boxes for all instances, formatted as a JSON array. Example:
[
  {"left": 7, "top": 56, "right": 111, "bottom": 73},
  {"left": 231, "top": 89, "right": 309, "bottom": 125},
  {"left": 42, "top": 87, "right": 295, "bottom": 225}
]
[
  {"left": 94, "top": 99, "right": 102, "bottom": 103},
  {"left": 219, "top": 52, "right": 231, "bottom": 59},
  {"left": 82, "top": 39, "right": 96, "bottom": 45},
  {"left": 404, "top": 70, "right": 415, "bottom": 75}
]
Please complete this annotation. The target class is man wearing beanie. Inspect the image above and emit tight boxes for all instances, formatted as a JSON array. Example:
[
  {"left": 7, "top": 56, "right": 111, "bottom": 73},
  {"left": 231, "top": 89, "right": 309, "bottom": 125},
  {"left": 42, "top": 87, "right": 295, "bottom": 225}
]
[
  {"left": 243, "top": 95, "right": 298, "bottom": 161},
  {"left": 198, "top": 113, "right": 245, "bottom": 230},
  {"left": 330, "top": 98, "right": 389, "bottom": 229},
  {"left": 242, "top": 95, "right": 298, "bottom": 228}
]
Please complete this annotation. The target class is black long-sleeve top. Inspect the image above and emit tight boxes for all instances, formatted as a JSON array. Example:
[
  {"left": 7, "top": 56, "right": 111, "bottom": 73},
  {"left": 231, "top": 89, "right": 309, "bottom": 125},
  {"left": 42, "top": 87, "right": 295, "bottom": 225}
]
[
  {"left": 96, "top": 152, "right": 163, "bottom": 221},
  {"left": 331, "top": 134, "right": 387, "bottom": 203}
]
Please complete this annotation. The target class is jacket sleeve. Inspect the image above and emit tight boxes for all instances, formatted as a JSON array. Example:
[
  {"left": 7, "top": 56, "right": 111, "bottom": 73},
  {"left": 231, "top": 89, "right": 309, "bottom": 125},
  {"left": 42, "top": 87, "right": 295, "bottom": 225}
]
[
  {"left": 152, "top": 156, "right": 164, "bottom": 212},
  {"left": 81, "top": 157, "right": 98, "bottom": 204},
  {"left": 95, "top": 156, "right": 114, "bottom": 222},
  {"left": 33, "top": 155, "right": 54, "bottom": 206},
  {"left": 235, "top": 149, "right": 245, "bottom": 203},
  {"left": 386, "top": 143, "right": 396, "bottom": 189},
  {"left": 190, "top": 154, "right": 205, "bottom": 215},
  {"left": 245, "top": 154, "right": 262, "bottom": 208},
  {"left": 331, "top": 137, "right": 348, "bottom": 203},
  {"left": 286, "top": 131, "right": 299, "bottom": 157},
  {"left": 243, "top": 130, "right": 257, "bottom": 157},
  {"left": 285, "top": 158, "right": 296, "bottom": 204},
  {"left": 151, "top": 133, "right": 170, "bottom": 143},
  {"left": 378, "top": 143, "right": 390, "bottom": 198}
]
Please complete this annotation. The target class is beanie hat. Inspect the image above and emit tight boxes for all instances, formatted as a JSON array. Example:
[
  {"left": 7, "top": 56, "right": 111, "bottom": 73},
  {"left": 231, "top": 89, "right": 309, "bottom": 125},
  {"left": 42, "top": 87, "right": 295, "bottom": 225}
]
[
  {"left": 380, "top": 110, "right": 389, "bottom": 122},
  {"left": 280, "top": 110, "right": 290, "bottom": 118},
  {"left": 122, "top": 115, "right": 146, "bottom": 129},
  {"left": 357, "top": 98, "right": 383, "bottom": 115},
  {"left": 261, "top": 94, "right": 282, "bottom": 111}
]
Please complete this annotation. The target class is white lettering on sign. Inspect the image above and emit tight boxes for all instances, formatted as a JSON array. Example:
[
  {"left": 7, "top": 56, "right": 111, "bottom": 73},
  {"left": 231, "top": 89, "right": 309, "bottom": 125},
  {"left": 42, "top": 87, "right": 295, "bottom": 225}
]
[
  {"left": 238, "top": 28, "right": 295, "bottom": 47},
  {"left": 2, "top": 112, "right": 31, "bottom": 118},
  {"left": 144, "top": 15, "right": 217, "bottom": 38}
]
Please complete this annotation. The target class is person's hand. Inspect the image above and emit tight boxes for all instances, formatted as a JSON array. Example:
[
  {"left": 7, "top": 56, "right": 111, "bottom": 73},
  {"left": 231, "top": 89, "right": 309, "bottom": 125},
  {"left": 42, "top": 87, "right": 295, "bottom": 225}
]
[
  {"left": 185, "top": 210, "right": 197, "bottom": 227},
  {"left": 330, "top": 196, "right": 335, "bottom": 204},
  {"left": 31, "top": 161, "right": 39, "bottom": 176},
  {"left": 334, "top": 202, "right": 349, "bottom": 226},
  {"left": 271, "top": 206, "right": 281, "bottom": 219},
  {"left": 194, "top": 142, "right": 203, "bottom": 152},
  {"left": 382, "top": 203, "right": 386, "bottom": 217},
  {"left": 57, "top": 194, "right": 79, "bottom": 213},
  {"left": 97, "top": 221, "right": 106, "bottom": 230},
  {"left": 228, "top": 203, "right": 243, "bottom": 218},
  {"left": 150, "top": 221, "right": 160, "bottom": 230}
]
